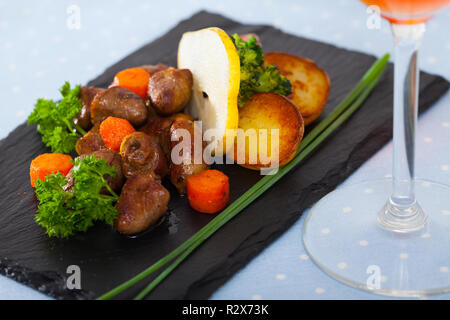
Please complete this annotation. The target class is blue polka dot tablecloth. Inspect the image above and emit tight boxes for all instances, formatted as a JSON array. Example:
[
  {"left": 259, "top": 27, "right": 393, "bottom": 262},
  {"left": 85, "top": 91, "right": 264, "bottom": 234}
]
[{"left": 0, "top": 0, "right": 449, "bottom": 300}]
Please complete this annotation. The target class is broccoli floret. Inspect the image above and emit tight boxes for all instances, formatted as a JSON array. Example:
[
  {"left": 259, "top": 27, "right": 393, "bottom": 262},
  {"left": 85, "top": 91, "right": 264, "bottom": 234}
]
[{"left": 232, "top": 34, "right": 292, "bottom": 107}]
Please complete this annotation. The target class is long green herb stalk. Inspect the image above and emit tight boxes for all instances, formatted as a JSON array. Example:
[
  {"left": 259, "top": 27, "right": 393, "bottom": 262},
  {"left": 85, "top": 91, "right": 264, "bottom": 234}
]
[{"left": 97, "top": 53, "right": 390, "bottom": 300}]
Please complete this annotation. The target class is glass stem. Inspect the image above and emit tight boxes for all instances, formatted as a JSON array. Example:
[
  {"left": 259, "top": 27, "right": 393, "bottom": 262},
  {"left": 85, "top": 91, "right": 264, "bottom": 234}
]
[{"left": 378, "top": 23, "right": 427, "bottom": 232}]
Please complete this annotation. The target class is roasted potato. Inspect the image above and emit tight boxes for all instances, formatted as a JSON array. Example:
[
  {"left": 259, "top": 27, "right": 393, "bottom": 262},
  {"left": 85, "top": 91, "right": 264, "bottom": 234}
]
[
  {"left": 233, "top": 92, "right": 304, "bottom": 170},
  {"left": 264, "top": 52, "right": 330, "bottom": 125}
]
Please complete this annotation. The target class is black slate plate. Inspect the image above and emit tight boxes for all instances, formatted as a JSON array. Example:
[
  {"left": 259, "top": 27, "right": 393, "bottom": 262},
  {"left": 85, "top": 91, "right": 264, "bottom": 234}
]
[{"left": 0, "top": 11, "right": 448, "bottom": 300}]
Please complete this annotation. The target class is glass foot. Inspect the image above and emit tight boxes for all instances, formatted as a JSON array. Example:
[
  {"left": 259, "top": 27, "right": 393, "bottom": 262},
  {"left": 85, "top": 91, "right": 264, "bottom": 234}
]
[{"left": 303, "top": 179, "right": 450, "bottom": 298}]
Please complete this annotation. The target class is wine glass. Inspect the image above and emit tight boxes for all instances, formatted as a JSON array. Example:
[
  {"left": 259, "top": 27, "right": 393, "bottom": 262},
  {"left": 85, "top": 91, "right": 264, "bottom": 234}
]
[{"left": 303, "top": 0, "right": 450, "bottom": 297}]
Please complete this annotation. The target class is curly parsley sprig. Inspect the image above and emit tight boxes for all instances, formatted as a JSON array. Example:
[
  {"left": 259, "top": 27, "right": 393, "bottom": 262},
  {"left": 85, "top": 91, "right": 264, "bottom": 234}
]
[
  {"left": 34, "top": 155, "right": 119, "bottom": 238},
  {"left": 232, "top": 34, "right": 292, "bottom": 107},
  {"left": 28, "top": 82, "right": 86, "bottom": 154}
]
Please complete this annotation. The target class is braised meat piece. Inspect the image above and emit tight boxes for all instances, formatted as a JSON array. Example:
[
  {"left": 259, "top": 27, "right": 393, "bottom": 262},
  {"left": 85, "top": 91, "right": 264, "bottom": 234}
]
[
  {"left": 64, "top": 149, "right": 125, "bottom": 194},
  {"left": 169, "top": 119, "right": 209, "bottom": 194},
  {"left": 139, "top": 116, "right": 174, "bottom": 157},
  {"left": 138, "top": 63, "right": 169, "bottom": 76},
  {"left": 115, "top": 175, "right": 170, "bottom": 235},
  {"left": 120, "top": 132, "right": 168, "bottom": 179},
  {"left": 75, "top": 123, "right": 106, "bottom": 156},
  {"left": 90, "top": 86, "right": 148, "bottom": 127},
  {"left": 148, "top": 68, "right": 193, "bottom": 116},
  {"left": 139, "top": 113, "right": 195, "bottom": 158},
  {"left": 74, "top": 86, "right": 105, "bottom": 131}
]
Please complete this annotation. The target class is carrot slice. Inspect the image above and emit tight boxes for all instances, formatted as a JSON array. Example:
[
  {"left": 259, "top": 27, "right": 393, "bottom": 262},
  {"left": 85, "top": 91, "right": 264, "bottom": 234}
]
[
  {"left": 187, "top": 170, "right": 230, "bottom": 214},
  {"left": 100, "top": 116, "right": 136, "bottom": 151},
  {"left": 30, "top": 153, "right": 73, "bottom": 187},
  {"left": 112, "top": 67, "right": 150, "bottom": 99}
]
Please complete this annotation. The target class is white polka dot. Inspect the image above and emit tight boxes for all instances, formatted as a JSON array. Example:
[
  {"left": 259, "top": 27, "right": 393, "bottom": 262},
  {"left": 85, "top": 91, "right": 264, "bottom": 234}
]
[
  {"left": 215, "top": 2, "right": 226, "bottom": 10},
  {"left": 421, "top": 233, "right": 431, "bottom": 239},
  {"left": 129, "top": 36, "right": 138, "bottom": 44},
  {"left": 141, "top": 3, "right": 151, "bottom": 10},
  {"left": 400, "top": 253, "right": 408, "bottom": 259},
  {"left": 359, "top": 240, "right": 368, "bottom": 246},
  {"left": 333, "top": 33, "right": 343, "bottom": 40},
  {"left": 384, "top": 174, "right": 392, "bottom": 178},
  {"left": 12, "top": 86, "right": 21, "bottom": 94},
  {"left": 363, "top": 41, "right": 373, "bottom": 49},
  {"left": 321, "top": 228, "right": 330, "bottom": 234},
  {"left": 35, "top": 71, "right": 45, "bottom": 78},
  {"left": 52, "top": 35, "right": 63, "bottom": 42},
  {"left": 299, "top": 254, "right": 309, "bottom": 260},
  {"left": 15, "top": 110, "right": 25, "bottom": 117},
  {"left": 272, "top": 18, "right": 282, "bottom": 28},
  {"left": 320, "top": 12, "right": 331, "bottom": 20},
  {"left": 441, "top": 165, "right": 449, "bottom": 172},
  {"left": 302, "top": 25, "right": 313, "bottom": 35},
  {"left": 442, "top": 210, "right": 450, "bottom": 216},
  {"left": 364, "top": 188, "right": 374, "bottom": 194},
  {"left": 58, "top": 57, "right": 68, "bottom": 64},
  {"left": 424, "top": 137, "right": 432, "bottom": 143},
  {"left": 25, "top": 27, "right": 35, "bottom": 37},
  {"left": 108, "top": 50, "right": 118, "bottom": 58},
  {"left": 291, "top": 4, "right": 303, "bottom": 12},
  {"left": 23, "top": 8, "right": 32, "bottom": 16},
  {"left": 251, "top": 294, "right": 262, "bottom": 300},
  {"left": 263, "top": 0, "right": 273, "bottom": 7},
  {"left": 351, "top": 19, "right": 361, "bottom": 28},
  {"left": 30, "top": 48, "right": 39, "bottom": 56},
  {"left": 383, "top": 26, "right": 392, "bottom": 34},
  {"left": 101, "top": 28, "right": 112, "bottom": 37},
  {"left": 8, "top": 63, "right": 16, "bottom": 71},
  {"left": 342, "top": 207, "right": 352, "bottom": 213},
  {"left": 337, "top": 262, "right": 347, "bottom": 269},
  {"left": 422, "top": 181, "right": 431, "bottom": 187},
  {"left": 426, "top": 56, "right": 437, "bottom": 64},
  {"left": 276, "top": 274, "right": 286, "bottom": 280},
  {"left": 440, "top": 266, "right": 449, "bottom": 273},
  {"left": 95, "top": 8, "right": 105, "bottom": 16},
  {"left": 442, "top": 122, "right": 450, "bottom": 127},
  {"left": 315, "top": 287, "right": 325, "bottom": 294},
  {"left": 429, "top": 21, "right": 438, "bottom": 29}
]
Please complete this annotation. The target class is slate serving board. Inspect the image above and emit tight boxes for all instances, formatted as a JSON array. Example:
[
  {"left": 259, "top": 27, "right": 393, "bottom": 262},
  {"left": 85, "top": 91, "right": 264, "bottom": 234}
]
[{"left": 0, "top": 11, "right": 448, "bottom": 300}]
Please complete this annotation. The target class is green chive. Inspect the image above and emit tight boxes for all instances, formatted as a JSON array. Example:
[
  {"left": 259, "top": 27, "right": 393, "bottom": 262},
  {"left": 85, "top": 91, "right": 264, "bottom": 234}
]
[{"left": 97, "top": 53, "right": 390, "bottom": 301}]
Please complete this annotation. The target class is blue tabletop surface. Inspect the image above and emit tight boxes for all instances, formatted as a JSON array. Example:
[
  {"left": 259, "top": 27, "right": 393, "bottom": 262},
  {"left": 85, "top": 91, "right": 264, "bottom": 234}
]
[{"left": 0, "top": 0, "right": 449, "bottom": 300}]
